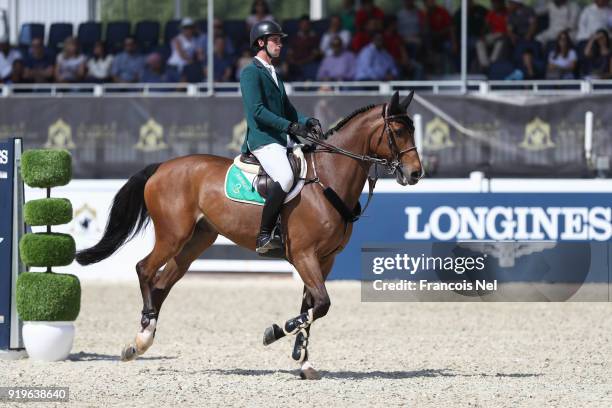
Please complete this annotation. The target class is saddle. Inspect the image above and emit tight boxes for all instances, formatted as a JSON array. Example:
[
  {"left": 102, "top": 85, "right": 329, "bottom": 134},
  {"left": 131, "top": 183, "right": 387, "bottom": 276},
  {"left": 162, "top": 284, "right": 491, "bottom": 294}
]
[{"left": 235, "top": 149, "right": 303, "bottom": 199}]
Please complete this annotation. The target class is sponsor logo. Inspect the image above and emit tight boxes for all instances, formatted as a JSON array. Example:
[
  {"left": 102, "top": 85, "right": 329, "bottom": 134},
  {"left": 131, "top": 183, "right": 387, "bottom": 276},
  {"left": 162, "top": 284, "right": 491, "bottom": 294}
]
[
  {"left": 227, "top": 119, "right": 247, "bottom": 153},
  {"left": 0, "top": 237, "right": 4, "bottom": 244},
  {"left": 46, "top": 119, "right": 76, "bottom": 149},
  {"left": 405, "top": 206, "right": 612, "bottom": 241},
  {"left": 424, "top": 117, "right": 453, "bottom": 151},
  {"left": 457, "top": 241, "right": 557, "bottom": 268},
  {"left": 520, "top": 117, "right": 554, "bottom": 151},
  {"left": 0, "top": 171, "right": 7, "bottom": 179},
  {"left": 135, "top": 118, "right": 167, "bottom": 151},
  {"left": 0, "top": 149, "right": 8, "bottom": 164}
]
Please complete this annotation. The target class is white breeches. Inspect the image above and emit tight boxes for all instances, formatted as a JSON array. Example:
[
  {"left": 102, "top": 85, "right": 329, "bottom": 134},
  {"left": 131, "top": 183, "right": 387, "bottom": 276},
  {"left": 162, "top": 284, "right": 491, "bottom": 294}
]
[{"left": 252, "top": 142, "right": 294, "bottom": 193}]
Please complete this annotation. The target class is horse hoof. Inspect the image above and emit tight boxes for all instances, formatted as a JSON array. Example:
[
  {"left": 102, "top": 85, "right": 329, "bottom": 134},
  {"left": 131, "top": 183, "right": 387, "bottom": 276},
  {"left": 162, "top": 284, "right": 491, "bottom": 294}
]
[
  {"left": 299, "top": 362, "right": 321, "bottom": 380},
  {"left": 121, "top": 344, "right": 138, "bottom": 362},
  {"left": 263, "top": 324, "right": 284, "bottom": 346}
]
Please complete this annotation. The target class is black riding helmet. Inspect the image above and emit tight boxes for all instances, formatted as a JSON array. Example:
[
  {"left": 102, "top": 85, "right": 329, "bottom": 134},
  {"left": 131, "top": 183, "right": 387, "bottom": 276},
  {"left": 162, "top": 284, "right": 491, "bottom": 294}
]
[{"left": 250, "top": 20, "right": 287, "bottom": 52}]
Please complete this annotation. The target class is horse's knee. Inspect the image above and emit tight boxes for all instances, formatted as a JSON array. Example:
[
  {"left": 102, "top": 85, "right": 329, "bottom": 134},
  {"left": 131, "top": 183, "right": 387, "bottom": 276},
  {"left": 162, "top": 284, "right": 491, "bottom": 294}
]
[{"left": 313, "top": 296, "right": 330, "bottom": 320}]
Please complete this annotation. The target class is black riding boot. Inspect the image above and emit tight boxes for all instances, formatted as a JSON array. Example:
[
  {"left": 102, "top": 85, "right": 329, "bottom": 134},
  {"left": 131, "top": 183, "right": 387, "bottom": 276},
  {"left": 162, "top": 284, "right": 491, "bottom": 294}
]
[{"left": 256, "top": 181, "right": 288, "bottom": 253}]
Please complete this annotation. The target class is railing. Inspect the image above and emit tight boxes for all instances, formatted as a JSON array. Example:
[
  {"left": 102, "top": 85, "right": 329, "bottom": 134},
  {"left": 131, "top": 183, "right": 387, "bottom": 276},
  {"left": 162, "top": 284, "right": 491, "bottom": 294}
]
[{"left": 2, "top": 80, "right": 612, "bottom": 97}]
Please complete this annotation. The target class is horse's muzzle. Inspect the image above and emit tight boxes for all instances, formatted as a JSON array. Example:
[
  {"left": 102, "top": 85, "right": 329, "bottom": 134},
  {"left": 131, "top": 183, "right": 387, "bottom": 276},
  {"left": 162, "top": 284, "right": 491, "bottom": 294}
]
[{"left": 396, "top": 166, "right": 421, "bottom": 186}]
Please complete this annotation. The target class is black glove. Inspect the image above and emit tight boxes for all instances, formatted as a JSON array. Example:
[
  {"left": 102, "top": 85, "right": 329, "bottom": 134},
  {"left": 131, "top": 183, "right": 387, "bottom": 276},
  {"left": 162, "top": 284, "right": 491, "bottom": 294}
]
[
  {"left": 287, "top": 122, "right": 310, "bottom": 139},
  {"left": 306, "top": 118, "right": 323, "bottom": 139}
]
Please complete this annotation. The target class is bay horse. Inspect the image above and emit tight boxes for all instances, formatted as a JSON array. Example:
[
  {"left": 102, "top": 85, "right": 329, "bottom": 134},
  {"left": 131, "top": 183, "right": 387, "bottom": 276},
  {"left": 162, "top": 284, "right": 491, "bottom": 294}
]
[{"left": 76, "top": 91, "right": 422, "bottom": 379}]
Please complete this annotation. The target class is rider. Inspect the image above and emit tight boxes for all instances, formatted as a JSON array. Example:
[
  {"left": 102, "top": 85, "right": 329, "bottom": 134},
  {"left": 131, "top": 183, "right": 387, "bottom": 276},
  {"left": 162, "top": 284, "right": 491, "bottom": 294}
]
[{"left": 240, "top": 20, "right": 321, "bottom": 254}]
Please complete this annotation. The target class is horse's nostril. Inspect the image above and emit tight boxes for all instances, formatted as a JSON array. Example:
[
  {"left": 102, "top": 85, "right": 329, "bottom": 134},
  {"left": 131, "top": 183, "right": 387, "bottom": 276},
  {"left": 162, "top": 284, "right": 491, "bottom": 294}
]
[{"left": 410, "top": 171, "right": 420, "bottom": 180}]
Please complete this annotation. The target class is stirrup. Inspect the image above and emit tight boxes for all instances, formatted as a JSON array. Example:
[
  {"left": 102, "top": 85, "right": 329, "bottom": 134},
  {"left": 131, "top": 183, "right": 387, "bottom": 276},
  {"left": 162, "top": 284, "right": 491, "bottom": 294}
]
[{"left": 256, "top": 233, "right": 282, "bottom": 253}]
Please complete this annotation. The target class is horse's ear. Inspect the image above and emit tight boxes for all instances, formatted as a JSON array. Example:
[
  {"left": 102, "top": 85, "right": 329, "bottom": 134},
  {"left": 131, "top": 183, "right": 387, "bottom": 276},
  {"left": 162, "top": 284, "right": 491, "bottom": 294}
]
[
  {"left": 389, "top": 91, "right": 400, "bottom": 113},
  {"left": 400, "top": 91, "right": 414, "bottom": 110}
]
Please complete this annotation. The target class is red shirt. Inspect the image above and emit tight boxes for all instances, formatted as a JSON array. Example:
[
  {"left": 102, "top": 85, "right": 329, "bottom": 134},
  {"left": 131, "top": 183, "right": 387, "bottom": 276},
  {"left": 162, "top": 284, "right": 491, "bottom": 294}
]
[
  {"left": 425, "top": 5, "right": 451, "bottom": 34},
  {"left": 352, "top": 31, "right": 372, "bottom": 53},
  {"left": 383, "top": 32, "right": 404, "bottom": 61},
  {"left": 485, "top": 9, "right": 508, "bottom": 34},
  {"left": 355, "top": 6, "right": 385, "bottom": 30}
]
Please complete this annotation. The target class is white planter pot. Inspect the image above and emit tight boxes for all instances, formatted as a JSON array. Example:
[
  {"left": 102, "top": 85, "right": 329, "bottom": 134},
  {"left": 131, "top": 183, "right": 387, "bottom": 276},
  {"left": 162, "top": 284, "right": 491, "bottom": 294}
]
[{"left": 22, "top": 321, "right": 75, "bottom": 361}]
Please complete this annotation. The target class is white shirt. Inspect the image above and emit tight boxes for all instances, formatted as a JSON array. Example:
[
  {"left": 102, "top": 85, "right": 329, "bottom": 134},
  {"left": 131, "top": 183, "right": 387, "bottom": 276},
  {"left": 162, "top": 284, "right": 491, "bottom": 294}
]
[
  {"left": 167, "top": 33, "right": 197, "bottom": 70},
  {"left": 0, "top": 49, "right": 22, "bottom": 79},
  {"left": 577, "top": 4, "right": 612, "bottom": 41},
  {"left": 255, "top": 55, "right": 278, "bottom": 87},
  {"left": 320, "top": 30, "right": 352, "bottom": 56},
  {"left": 544, "top": 1, "right": 580, "bottom": 38},
  {"left": 87, "top": 55, "right": 113, "bottom": 79}
]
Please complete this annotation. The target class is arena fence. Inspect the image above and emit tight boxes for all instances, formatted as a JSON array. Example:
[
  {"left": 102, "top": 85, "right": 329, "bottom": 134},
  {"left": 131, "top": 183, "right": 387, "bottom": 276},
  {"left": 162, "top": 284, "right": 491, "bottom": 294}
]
[{"left": 0, "top": 92, "right": 610, "bottom": 178}]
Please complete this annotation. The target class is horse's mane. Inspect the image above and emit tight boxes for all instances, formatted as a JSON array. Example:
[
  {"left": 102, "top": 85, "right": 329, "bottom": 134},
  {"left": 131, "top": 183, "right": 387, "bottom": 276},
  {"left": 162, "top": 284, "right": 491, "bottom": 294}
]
[{"left": 323, "top": 104, "right": 378, "bottom": 139}]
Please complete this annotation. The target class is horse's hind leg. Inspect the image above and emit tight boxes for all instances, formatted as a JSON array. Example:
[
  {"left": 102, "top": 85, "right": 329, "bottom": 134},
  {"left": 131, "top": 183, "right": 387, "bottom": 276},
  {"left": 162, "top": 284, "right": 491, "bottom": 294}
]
[{"left": 121, "top": 218, "right": 201, "bottom": 361}]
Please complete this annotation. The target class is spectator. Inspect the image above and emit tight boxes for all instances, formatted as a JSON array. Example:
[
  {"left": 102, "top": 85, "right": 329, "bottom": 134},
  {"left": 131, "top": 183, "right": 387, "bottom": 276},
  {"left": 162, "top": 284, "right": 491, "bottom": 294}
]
[
  {"left": 577, "top": 0, "right": 611, "bottom": 42},
  {"left": 352, "top": 17, "right": 382, "bottom": 53},
  {"left": 507, "top": 0, "right": 542, "bottom": 79},
  {"left": 320, "top": 15, "right": 351, "bottom": 56},
  {"left": 246, "top": 0, "right": 275, "bottom": 29},
  {"left": 536, "top": 0, "right": 580, "bottom": 44},
  {"left": 141, "top": 52, "right": 173, "bottom": 83},
  {"left": 181, "top": 61, "right": 204, "bottom": 83},
  {"left": 397, "top": 0, "right": 424, "bottom": 57},
  {"left": 317, "top": 35, "right": 356, "bottom": 80},
  {"left": 477, "top": 0, "right": 508, "bottom": 70},
  {"left": 86, "top": 41, "right": 113, "bottom": 83},
  {"left": 422, "top": 0, "right": 453, "bottom": 73},
  {"left": 23, "top": 37, "right": 54, "bottom": 83},
  {"left": 167, "top": 18, "right": 198, "bottom": 76},
  {"left": 354, "top": 32, "right": 399, "bottom": 80},
  {"left": 340, "top": 0, "right": 357, "bottom": 33},
  {"left": 546, "top": 31, "right": 577, "bottom": 78},
  {"left": 110, "top": 36, "right": 145, "bottom": 83},
  {"left": 286, "top": 15, "right": 321, "bottom": 80},
  {"left": 6, "top": 59, "right": 27, "bottom": 84},
  {"left": 196, "top": 18, "right": 235, "bottom": 60},
  {"left": 235, "top": 47, "right": 253, "bottom": 81},
  {"left": 355, "top": 0, "right": 385, "bottom": 31},
  {"left": 210, "top": 37, "right": 235, "bottom": 81},
  {"left": 583, "top": 29, "right": 611, "bottom": 78},
  {"left": 452, "top": 0, "right": 488, "bottom": 67},
  {"left": 0, "top": 36, "right": 22, "bottom": 81},
  {"left": 385, "top": 16, "right": 423, "bottom": 79},
  {"left": 54, "top": 37, "right": 86, "bottom": 83}
]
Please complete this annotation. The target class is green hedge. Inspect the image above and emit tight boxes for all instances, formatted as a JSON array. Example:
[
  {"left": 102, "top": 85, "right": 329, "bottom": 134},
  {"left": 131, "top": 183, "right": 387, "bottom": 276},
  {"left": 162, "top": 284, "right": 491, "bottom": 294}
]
[
  {"left": 19, "top": 233, "right": 75, "bottom": 267},
  {"left": 21, "top": 149, "right": 72, "bottom": 188},
  {"left": 16, "top": 272, "right": 80, "bottom": 321},
  {"left": 24, "top": 198, "right": 72, "bottom": 226}
]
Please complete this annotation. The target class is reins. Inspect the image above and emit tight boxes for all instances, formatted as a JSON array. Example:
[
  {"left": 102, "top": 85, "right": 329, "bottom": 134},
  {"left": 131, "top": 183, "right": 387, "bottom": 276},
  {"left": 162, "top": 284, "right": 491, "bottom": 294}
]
[{"left": 301, "top": 103, "right": 419, "bottom": 222}]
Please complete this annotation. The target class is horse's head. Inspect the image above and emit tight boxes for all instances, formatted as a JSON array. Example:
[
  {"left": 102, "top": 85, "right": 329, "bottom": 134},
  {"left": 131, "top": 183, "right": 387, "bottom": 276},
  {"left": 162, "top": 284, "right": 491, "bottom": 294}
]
[{"left": 370, "top": 91, "right": 422, "bottom": 186}]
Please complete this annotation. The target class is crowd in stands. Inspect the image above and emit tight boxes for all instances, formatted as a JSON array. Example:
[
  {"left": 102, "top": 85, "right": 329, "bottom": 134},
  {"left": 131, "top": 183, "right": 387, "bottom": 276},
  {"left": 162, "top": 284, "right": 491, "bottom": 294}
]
[{"left": 1, "top": 0, "right": 612, "bottom": 85}]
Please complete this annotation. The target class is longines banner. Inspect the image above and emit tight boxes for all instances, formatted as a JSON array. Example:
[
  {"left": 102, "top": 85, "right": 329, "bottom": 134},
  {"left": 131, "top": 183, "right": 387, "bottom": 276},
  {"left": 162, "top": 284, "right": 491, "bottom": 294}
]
[{"left": 0, "top": 94, "right": 610, "bottom": 178}]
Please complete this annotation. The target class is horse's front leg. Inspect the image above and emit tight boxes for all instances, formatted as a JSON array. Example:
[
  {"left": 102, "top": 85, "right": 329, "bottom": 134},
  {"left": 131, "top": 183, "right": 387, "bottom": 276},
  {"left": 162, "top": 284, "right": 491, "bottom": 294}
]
[{"left": 263, "top": 253, "right": 331, "bottom": 379}]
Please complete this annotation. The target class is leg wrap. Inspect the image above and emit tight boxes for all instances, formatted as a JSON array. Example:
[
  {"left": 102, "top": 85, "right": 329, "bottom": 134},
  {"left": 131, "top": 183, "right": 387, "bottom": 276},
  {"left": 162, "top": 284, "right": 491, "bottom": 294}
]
[
  {"left": 283, "top": 308, "right": 313, "bottom": 336},
  {"left": 292, "top": 328, "right": 309, "bottom": 362}
]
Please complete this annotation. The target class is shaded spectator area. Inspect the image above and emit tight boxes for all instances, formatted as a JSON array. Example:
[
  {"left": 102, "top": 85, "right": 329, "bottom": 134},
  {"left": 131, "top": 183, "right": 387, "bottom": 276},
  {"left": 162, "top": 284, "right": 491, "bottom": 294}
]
[{"left": 1, "top": 0, "right": 612, "bottom": 84}]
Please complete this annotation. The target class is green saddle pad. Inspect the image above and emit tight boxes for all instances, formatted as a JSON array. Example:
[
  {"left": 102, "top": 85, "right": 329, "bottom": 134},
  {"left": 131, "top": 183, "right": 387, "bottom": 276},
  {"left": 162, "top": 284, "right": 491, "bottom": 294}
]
[{"left": 224, "top": 164, "right": 265, "bottom": 205}]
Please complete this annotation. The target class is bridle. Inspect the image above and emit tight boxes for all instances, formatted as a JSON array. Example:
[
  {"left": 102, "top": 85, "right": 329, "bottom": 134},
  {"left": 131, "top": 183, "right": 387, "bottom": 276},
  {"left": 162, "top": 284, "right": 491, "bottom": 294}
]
[
  {"left": 302, "top": 103, "right": 422, "bottom": 220},
  {"left": 303, "top": 103, "right": 419, "bottom": 178}
]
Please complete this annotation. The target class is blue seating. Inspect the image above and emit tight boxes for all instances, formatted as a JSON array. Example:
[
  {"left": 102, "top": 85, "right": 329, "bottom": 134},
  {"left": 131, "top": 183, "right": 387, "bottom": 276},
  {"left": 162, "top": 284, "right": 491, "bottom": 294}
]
[
  {"left": 19, "top": 23, "right": 45, "bottom": 47},
  {"left": 223, "top": 20, "right": 247, "bottom": 47},
  {"left": 196, "top": 19, "right": 207, "bottom": 35},
  {"left": 106, "top": 21, "right": 131, "bottom": 53},
  {"left": 282, "top": 19, "right": 299, "bottom": 38},
  {"left": 164, "top": 20, "right": 181, "bottom": 45},
  {"left": 78, "top": 22, "right": 102, "bottom": 55},
  {"left": 312, "top": 19, "right": 329, "bottom": 37},
  {"left": 48, "top": 23, "right": 73, "bottom": 52},
  {"left": 135, "top": 20, "right": 160, "bottom": 53}
]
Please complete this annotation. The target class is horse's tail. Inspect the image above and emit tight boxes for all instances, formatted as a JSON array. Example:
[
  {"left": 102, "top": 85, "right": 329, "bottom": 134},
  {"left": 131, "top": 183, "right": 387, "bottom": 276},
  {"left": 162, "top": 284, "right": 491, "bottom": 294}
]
[{"left": 76, "top": 163, "right": 161, "bottom": 266}]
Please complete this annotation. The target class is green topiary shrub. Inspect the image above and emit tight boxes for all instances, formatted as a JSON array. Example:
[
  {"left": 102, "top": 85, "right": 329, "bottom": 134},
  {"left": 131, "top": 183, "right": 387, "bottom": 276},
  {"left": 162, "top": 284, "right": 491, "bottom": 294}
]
[
  {"left": 24, "top": 198, "right": 73, "bottom": 226},
  {"left": 21, "top": 149, "right": 72, "bottom": 188},
  {"left": 19, "top": 233, "right": 75, "bottom": 267},
  {"left": 16, "top": 272, "right": 80, "bottom": 321}
]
